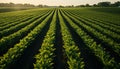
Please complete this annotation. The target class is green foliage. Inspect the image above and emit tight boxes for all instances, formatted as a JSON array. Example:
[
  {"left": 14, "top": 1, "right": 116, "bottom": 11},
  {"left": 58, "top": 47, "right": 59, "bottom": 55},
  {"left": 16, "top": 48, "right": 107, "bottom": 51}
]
[
  {"left": 0, "top": 9, "right": 54, "bottom": 69},
  {"left": 61, "top": 9, "right": 120, "bottom": 68},
  {"left": 0, "top": 10, "right": 51, "bottom": 55},
  {"left": 34, "top": 10, "right": 56, "bottom": 69},
  {"left": 62, "top": 8, "right": 120, "bottom": 56},
  {"left": 58, "top": 10, "right": 84, "bottom": 69},
  {"left": 0, "top": 8, "right": 120, "bottom": 69}
]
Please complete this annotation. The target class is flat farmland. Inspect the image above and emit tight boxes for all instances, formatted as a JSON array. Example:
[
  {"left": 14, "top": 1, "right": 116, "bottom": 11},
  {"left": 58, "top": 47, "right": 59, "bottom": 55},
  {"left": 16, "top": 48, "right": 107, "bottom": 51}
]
[{"left": 0, "top": 8, "right": 120, "bottom": 69}]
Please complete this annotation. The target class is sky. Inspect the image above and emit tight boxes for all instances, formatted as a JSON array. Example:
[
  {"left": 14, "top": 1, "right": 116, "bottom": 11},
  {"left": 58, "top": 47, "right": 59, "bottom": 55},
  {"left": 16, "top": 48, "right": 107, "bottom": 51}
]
[{"left": 0, "top": 0, "right": 119, "bottom": 6}]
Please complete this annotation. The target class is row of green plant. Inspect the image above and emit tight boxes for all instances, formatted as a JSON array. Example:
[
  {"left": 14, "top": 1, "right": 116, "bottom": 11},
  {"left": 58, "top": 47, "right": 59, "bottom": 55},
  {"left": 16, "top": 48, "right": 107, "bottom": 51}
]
[
  {"left": 0, "top": 11, "right": 35, "bottom": 26},
  {"left": 65, "top": 9, "right": 120, "bottom": 34},
  {"left": 63, "top": 10, "right": 120, "bottom": 43},
  {"left": 0, "top": 9, "right": 50, "bottom": 26},
  {"left": 0, "top": 10, "right": 50, "bottom": 39},
  {"left": 65, "top": 9, "right": 120, "bottom": 29},
  {"left": 58, "top": 10, "right": 84, "bottom": 69},
  {"left": 67, "top": 8, "right": 120, "bottom": 26},
  {"left": 62, "top": 9, "right": 120, "bottom": 57},
  {"left": 61, "top": 9, "right": 120, "bottom": 68},
  {"left": 64, "top": 9, "right": 120, "bottom": 30},
  {"left": 0, "top": 10, "right": 54, "bottom": 69},
  {"left": 0, "top": 14, "right": 35, "bottom": 31},
  {"left": 77, "top": 14, "right": 120, "bottom": 33},
  {"left": 0, "top": 14, "right": 29, "bottom": 26},
  {"left": 0, "top": 10, "right": 52, "bottom": 55},
  {"left": 34, "top": 10, "right": 57, "bottom": 69},
  {"left": 0, "top": 15, "right": 27, "bottom": 27},
  {"left": 79, "top": 16, "right": 120, "bottom": 35}
]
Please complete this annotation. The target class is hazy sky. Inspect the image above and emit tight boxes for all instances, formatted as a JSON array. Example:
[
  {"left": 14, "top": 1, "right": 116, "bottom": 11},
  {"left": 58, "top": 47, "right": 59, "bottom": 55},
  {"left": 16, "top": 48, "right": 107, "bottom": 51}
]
[{"left": 0, "top": 0, "right": 119, "bottom": 6}]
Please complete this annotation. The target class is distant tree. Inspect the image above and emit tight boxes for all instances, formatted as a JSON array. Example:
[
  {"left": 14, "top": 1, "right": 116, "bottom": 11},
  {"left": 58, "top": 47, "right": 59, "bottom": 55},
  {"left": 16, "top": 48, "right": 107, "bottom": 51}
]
[
  {"left": 0, "top": 1, "right": 120, "bottom": 8},
  {"left": 78, "top": 5, "right": 85, "bottom": 7},
  {"left": 23, "top": 3, "right": 35, "bottom": 7},
  {"left": 0, "top": 3, "right": 5, "bottom": 7},
  {"left": 0, "top": 2, "right": 35, "bottom": 7},
  {"left": 93, "top": 4, "right": 98, "bottom": 7},
  {"left": 43, "top": 5, "right": 49, "bottom": 7},
  {"left": 76, "top": 4, "right": 91, "bottom": 7},
  {"left": 85, "top": 4, "right": 91, "bottom": 7},
  {"left": 15, "top": 4, "right": 23, "bottom": 7},
  {"left": 9, "top": 2, "right": 14, "bottom": 7},
  {"left": 37, "top": 4, "right": 43, "bottom": 7},
  {"left": 71, "top": 5, "right": 74, "bottom": 7},
  {"left": 59, "top": 5, "right": 64, "bottom": 8},
  {"left": 114, "top": 1, "right": 120, "bottom": 7},
  {"left": 98, "top": 2, "right": 111, "bottom": 7},
  {"left": 66, "top": 5, "right": 74, "bottom": 8}
]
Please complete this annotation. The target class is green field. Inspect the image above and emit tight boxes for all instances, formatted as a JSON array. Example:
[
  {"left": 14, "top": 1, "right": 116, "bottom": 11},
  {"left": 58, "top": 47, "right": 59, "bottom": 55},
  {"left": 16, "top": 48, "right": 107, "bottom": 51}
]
[
  {"left": 0, "top": 8, "right": 120, "bottom": 69},
  {"left": 0, "top": 7, "right": 36, "bottom": 13}
]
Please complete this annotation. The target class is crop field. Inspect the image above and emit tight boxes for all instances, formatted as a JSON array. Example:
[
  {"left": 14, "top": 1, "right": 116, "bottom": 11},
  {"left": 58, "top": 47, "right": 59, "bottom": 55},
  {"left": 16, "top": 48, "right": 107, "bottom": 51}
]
[
  {"left": 0, "top": 7, "right": 34, "bottom": 13},
  {"left": 0, "top": 8, "right": 120, "bottom": 69}
]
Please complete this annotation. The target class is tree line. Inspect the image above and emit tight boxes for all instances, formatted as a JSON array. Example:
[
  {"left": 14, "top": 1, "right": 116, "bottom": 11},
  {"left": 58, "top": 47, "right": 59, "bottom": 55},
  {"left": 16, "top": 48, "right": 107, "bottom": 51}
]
[
  {"left": 0, "top": 2, "right": 48, "bottom": 7},
  {"left": 0, "top": 3, "right": 35, "bottom": 7},
  {"left": 0, "top": 1, "right": 120, "bottom": 7},
  {"left": 65, "top": 1, "right": 120, "bottom": 7},
  {"left": 84, "top": 1, "right": 120, "bottom": 7}
]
